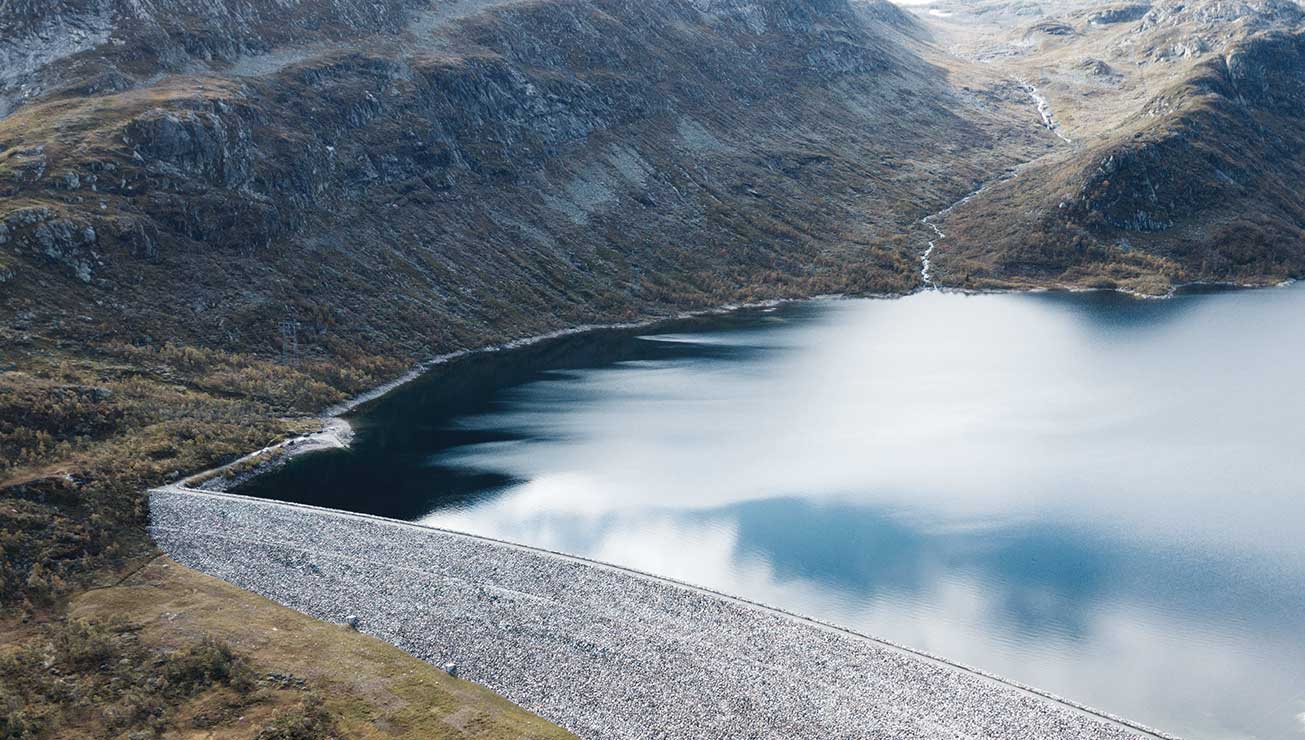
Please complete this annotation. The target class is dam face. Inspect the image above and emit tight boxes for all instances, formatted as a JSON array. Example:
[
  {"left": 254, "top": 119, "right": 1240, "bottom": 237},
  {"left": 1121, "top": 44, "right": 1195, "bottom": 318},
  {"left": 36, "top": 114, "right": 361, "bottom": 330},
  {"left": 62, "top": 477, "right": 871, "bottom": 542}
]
[{"left": 151, "top": 487, "right": 1169, "bottom": 740}]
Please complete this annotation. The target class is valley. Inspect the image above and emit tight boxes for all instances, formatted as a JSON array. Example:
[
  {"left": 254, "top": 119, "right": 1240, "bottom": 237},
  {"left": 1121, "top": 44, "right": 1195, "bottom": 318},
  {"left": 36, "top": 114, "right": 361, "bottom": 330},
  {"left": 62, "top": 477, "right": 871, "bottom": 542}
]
[{"left": 2, "top": 0, "right": 1304, "bottom": 736}]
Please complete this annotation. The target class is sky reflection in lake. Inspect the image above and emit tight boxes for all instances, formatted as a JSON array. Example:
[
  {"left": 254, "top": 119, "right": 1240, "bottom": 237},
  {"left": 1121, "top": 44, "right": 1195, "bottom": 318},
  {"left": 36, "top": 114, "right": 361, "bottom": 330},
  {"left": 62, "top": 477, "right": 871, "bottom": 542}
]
[{"left": 241, "top": 286, "right": 1305, "bottom": 739}]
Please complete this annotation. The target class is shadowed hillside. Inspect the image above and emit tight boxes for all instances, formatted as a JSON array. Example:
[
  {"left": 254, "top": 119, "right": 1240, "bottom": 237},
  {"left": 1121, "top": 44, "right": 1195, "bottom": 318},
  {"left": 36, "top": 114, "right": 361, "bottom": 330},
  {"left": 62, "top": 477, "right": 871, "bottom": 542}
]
[{"left": 1, "top": 0, "right": 1046, "bottom": 365}]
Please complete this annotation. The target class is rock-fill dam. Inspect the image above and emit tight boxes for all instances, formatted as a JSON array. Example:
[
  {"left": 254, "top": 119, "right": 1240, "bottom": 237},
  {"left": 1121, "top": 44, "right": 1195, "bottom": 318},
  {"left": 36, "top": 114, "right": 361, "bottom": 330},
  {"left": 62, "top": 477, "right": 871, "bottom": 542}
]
[{"left": 151, "top": 486, "right": 1175, "bottom": 740}]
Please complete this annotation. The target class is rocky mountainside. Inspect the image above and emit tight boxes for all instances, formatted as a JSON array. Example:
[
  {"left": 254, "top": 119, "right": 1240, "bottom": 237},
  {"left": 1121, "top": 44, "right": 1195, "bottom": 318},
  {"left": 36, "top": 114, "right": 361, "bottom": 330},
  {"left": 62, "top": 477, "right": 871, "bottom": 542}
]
[
  {"left": 1, "top": 0, "right": 1048, "bottom": 368},
  {"left": 0, "top": 0, "right": 427, "bottom": 117},
  {"left": 917, "top": 0, "right": 1305, "bottom": 293}
]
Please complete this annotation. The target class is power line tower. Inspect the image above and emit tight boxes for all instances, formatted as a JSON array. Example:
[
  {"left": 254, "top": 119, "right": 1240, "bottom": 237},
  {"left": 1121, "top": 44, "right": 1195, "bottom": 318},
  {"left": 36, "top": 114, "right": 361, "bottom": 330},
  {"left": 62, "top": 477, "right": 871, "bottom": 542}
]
[{"left": 279, "top": 317, "right": 300, "bottom": 365}]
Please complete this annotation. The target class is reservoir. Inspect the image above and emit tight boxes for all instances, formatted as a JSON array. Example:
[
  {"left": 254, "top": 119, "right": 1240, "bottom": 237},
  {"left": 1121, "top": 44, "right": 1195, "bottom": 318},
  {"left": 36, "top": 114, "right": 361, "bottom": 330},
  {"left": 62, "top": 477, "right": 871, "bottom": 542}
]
[{"left": 238, "top": 285, "right": 1305, "bottom": 740}]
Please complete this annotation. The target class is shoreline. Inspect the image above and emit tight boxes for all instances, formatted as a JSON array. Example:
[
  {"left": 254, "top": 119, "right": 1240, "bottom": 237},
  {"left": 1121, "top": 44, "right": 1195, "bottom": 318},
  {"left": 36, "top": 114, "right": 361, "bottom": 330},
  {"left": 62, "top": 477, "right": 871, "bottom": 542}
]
[
  {"left": 914, "top": 275, "right": 1298, "bottom": 301},
  {"left": 180, "top": 295, "right": 843, "bottom": 491},
  {"left": 183, "top": 278, "right": 1299, "bottom": 492}
]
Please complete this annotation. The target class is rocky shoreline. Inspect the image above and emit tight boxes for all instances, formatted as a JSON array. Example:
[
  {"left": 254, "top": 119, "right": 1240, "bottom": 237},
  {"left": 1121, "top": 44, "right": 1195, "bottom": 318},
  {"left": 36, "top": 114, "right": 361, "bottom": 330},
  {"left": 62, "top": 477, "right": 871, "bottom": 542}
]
[
  {"left": 187, "top": 297, "right": 821, "bottom": 493},
  {"left": 151, "top": 487, "right": 1178, "bottom": 740}
]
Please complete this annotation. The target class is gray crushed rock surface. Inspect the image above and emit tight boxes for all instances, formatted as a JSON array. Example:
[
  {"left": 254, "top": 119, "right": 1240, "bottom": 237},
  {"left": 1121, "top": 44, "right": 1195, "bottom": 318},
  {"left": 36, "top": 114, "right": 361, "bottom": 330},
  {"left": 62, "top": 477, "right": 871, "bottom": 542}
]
[{"left": 150, "top": 488, "right": 1169, "bottom": 740}]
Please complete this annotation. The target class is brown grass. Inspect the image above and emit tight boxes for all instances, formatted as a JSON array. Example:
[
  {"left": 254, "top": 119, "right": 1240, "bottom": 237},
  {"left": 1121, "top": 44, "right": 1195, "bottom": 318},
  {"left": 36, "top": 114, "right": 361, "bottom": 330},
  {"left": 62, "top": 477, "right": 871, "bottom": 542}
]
[{"left": 0, "top": 556, "right": 578, "bottom": 739}]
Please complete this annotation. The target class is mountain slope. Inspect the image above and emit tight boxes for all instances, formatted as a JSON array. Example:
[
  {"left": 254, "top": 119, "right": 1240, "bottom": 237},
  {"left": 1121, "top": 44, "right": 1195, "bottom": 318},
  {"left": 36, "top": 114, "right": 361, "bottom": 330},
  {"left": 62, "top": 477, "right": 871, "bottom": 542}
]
[
  {"left": 918, "top": 0, "right": 1305, "bottom": 293},
  {"left": 1, "top": 0, "right": 1043, "bottom": 365}
]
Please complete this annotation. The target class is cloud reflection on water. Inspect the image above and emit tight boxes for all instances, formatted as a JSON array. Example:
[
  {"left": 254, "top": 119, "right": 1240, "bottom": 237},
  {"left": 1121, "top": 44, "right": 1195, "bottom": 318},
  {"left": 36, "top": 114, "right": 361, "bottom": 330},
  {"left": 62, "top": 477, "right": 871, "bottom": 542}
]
[
  {"left": 245, "top": 286, "right": 1305, "bottom": 739},
  {"left": 416, "top": 288, "right": 1305, "bottom": 739},
  {"left": 426, "top": 494, "right": 1305, "bottom": 740}
]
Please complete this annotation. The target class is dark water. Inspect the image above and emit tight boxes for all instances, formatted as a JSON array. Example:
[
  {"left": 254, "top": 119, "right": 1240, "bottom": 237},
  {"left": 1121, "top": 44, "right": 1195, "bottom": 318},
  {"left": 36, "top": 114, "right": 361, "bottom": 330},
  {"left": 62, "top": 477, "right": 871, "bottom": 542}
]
[{"left": 241, "top": 286, "right": 1305, "bottom": 739}]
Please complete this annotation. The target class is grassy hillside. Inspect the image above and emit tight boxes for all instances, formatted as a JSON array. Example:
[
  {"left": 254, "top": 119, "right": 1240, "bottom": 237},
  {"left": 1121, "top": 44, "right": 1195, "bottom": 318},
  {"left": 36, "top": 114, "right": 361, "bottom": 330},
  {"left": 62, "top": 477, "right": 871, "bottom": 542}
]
[
  {"left": 933, "top": 31, "right": 1305, "bottom": 293},
  {"left": 916, "top": 0, "right": 1305, "bottom": 294},
  {"left": 5, "top": 555, "right": 576, "bottom": 738}
]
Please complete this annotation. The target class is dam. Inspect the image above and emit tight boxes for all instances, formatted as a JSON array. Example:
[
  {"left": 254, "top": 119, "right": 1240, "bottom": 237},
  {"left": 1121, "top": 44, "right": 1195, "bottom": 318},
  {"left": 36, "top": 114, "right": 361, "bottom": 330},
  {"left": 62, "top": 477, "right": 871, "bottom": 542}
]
[{"left": 151, "top": 486, "right": 1172, "bottom": 739}]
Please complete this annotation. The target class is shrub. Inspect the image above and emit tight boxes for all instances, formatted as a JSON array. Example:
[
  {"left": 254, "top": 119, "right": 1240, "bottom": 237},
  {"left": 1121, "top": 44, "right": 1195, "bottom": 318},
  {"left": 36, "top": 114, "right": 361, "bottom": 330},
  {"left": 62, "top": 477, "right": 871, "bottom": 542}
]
[
  {"left": 0, "top": 620, "right": 259, "bottom": 737},
  {"left": 163, "top": 638, "right": 255, "bottom": 696},
  {"left": 254, "top": 700, "right": 338, "bottom": 740}
]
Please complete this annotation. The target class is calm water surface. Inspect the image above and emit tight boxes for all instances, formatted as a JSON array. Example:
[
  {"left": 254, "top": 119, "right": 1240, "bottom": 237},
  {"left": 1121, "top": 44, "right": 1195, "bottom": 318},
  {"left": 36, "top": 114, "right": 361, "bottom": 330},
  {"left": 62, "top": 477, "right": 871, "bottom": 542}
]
[{"left": 241, "top": 286, "right": 1305, "bottom": 739}]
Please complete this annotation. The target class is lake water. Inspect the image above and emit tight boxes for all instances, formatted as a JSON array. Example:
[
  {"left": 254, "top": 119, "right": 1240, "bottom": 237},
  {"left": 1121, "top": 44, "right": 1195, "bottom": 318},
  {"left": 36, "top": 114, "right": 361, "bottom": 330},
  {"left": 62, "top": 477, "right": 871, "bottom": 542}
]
[{"left": 240, "top": 286, "right": 1305, "bottom": 739}]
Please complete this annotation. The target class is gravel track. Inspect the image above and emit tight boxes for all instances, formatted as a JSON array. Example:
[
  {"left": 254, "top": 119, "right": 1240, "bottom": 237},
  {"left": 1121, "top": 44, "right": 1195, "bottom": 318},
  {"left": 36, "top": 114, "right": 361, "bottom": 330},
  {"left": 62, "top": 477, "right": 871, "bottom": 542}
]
[{"left": 150, "top": 488, "right": 1175, "bottom": 740}]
